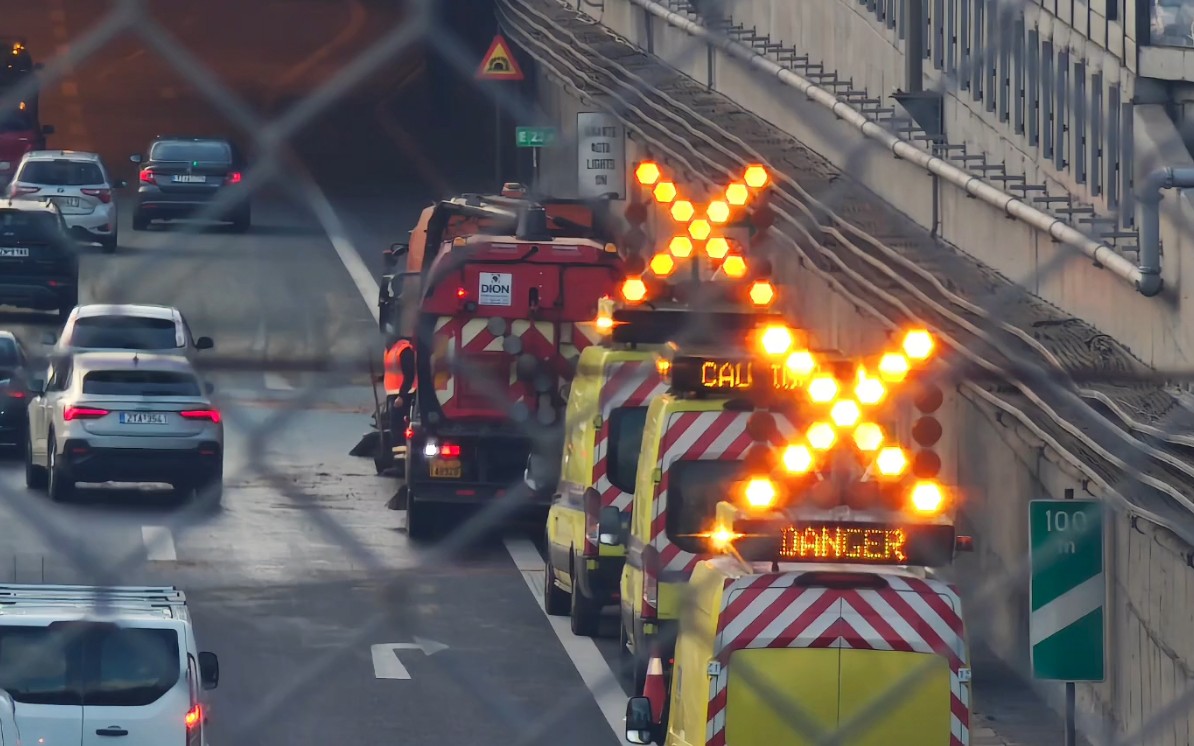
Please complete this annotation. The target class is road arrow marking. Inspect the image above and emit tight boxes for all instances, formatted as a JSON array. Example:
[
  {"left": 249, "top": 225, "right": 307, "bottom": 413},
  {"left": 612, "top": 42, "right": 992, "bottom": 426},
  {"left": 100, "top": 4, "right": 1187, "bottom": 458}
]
[{"left": 370, "top": 638, "right": 448, "bottom": 679}]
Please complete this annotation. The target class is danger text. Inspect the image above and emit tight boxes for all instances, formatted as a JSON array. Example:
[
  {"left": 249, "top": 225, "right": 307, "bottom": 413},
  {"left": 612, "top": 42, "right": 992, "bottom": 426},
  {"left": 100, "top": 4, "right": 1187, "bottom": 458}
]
[{"left": 780, "top": 525, "right": 908, "bottom": 563}]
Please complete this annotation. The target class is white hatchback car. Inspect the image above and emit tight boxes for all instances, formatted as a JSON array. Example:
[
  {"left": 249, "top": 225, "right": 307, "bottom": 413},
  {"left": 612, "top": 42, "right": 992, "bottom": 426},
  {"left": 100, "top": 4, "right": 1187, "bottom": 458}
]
[
  {"left": 0, "top": 584, "right": 218, "bottom": 746},
  {"left": 25, "top": 351, "right": 223, "bottom": 503},
  {"left": 51, "top": 303, "right": 214, "bottom": 359},
  {"left": 6, "top": 150, "right": 126, "bottom": 252}
]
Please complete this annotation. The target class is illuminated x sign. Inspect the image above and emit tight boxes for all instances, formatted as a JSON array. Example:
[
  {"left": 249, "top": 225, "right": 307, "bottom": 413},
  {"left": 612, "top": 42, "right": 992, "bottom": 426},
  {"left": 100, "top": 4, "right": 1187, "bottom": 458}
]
[{"left": 633, "top": 161, "right": 770, "bottom": 270}]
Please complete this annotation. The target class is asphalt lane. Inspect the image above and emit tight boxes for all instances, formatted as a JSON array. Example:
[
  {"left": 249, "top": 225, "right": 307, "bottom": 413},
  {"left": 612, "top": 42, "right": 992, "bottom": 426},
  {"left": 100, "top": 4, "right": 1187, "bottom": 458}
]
[{"left": 0, "top": 2, "right": 621, "bottom": 745}]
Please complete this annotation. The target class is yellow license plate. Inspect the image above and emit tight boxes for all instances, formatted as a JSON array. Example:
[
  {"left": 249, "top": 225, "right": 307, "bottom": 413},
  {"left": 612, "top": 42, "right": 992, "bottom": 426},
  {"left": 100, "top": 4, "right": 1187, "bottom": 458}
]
[{"left": 429, "top": 459, "right": 462, "bottom": 478}]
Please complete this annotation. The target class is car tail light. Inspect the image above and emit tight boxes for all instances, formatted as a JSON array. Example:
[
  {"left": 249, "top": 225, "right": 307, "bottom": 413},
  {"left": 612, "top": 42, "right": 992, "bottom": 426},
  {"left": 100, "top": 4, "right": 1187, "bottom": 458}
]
[
  {"left": 10, "top": 184, "right": 39, "bottom": 196},
  {"left": 81, "top": 187, "right": 111, "bottom": 204},
  {"left": 641, "top": 544, "right": 659, "bottom": 620},
  {"left": 6, "top": 389, "right": 25, "bottom": 399},
  {"left": 583, "top": 489, "right": 600, "bottom": 557},
  {"left": 139, "top": 168, "right": 156, "bottom": 184},
  {"left": 63, "top": 406, "right": 109, "bottom": 421},
  {"left": 438, "top": 442, "right": 460, "bottom": 458},
  {"left": 185, "top": 704, "right": 202, "bottom": 729},
  {"left": 180, "top": 409, "right": 221, "bottom": 423},
  {"left": 225, "top": 171, "right": 242, "bottom": 184},
  {"left": 404, "top": 425, "right": 414, "bottom": 441}
]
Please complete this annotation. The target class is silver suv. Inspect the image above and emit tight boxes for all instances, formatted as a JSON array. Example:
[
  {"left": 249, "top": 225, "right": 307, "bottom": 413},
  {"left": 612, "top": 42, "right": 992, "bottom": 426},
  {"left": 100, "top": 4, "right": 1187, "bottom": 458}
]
[{"left": 49, "top": 303, "right": 214, "bottom": 359}]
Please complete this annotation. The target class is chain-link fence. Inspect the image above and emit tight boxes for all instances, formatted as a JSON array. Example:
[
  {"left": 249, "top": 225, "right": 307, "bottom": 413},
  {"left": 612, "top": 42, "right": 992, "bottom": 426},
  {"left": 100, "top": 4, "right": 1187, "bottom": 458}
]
[{"left": 4, "top": 0, "right": 1192, "bottom": 744}]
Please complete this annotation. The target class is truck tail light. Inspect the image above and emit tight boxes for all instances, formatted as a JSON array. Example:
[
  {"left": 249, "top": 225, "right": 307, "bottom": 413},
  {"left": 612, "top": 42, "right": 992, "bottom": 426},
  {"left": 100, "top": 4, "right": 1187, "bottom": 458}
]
[{"left": 583, "top": 489, "right": 600, "bottom": 557}]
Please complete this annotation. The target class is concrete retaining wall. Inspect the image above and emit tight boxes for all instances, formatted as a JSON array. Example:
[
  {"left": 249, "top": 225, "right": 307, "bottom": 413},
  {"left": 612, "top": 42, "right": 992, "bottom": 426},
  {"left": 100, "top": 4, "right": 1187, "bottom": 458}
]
[{"left": 522, "top": 7, "right": 1194, "bottom": 744}]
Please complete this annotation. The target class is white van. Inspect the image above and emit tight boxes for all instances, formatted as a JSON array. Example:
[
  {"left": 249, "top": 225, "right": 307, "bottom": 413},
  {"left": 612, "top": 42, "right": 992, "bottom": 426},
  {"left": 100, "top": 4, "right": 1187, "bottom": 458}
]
[{"left": 0, "top": 584, "right": 218, "bottom": 746}]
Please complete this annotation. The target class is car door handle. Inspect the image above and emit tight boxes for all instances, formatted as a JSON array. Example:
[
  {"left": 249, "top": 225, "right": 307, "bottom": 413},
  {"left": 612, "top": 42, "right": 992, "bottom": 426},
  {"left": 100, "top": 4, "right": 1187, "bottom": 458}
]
[{"left": 95, "top": 727, "right": 128, "bottom": 737}]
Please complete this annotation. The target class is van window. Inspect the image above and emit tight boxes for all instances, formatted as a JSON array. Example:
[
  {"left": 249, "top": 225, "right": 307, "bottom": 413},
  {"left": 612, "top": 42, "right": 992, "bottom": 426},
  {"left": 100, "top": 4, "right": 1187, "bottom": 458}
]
[
  {"left": 666, "top": 460, "right": 748, "bottom": 553},
  {"left": 83, "top": 370, "right": 200, "bottom": 397},
  {"left": 606, "top": 407, "right": 647, "bottom": 492},
  {"left": 91, "top": 628, "right": 180, "bottom": 706},
  {"left": 0, "top": 625, "right": 181, "bottom": 706}
]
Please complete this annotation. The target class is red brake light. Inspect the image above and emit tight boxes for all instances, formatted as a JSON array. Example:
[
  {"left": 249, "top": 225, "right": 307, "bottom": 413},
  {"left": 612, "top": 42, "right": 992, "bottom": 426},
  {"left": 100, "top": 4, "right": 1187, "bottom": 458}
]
[
  {"left": 185, "top": 703, "right": 202, "bottom": 730},
  {"left": 63, "top": 406, "right": 109, "bottom": 421},
  {"left": 456, "top": 287, "right": 467, "bottom": 299},
  {"left": 180, "top": 409, "right": 221, "bottom": 423},
  {"left": 438, "top": 443, "right": 460, "bottom": 458},
  {"left": 226, "top": 171, "right": 242, "bottom": 184},
  {"left": 404, "top": 425, "right": 414, "bottom": 441},
  {"left": 6, "top": 389, "right": 25, "bottom": 399},
  {"left": 139, "top": 168, "right": 155, "bottom": 184},
  {"left": 10, "top": 185, "right": 38, "bottom": 196},
  {"left": 81, "top": 187, "right": 111, "bottom": 204}
]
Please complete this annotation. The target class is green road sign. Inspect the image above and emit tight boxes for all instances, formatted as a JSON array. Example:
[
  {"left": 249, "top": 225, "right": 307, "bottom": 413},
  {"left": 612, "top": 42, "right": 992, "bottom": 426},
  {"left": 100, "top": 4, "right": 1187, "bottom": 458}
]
[
  {"left": 1029, "top": 499, "right": 1105, "bottom": 681},
  {"left": 516, "top": 126, "right": 556, "bottom": 148}
]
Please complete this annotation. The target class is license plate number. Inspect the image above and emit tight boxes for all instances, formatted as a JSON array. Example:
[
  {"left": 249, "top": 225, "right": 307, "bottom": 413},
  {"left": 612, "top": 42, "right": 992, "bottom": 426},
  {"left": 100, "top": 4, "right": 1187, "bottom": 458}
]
[
  {"left": 429, "top": 459, "right": 461, "bottom": 478},
  {"left": 53, "top": 197, "right": 79, "bottom": 207},
  {"left": 119, "top": 412, "right": 167, "bottom": 425},
  {"left": 0, "top": 247, "right": 28, "bottom": 258},
  {"left": 172, "top": 175, "right": 206, "bottom": 183}
]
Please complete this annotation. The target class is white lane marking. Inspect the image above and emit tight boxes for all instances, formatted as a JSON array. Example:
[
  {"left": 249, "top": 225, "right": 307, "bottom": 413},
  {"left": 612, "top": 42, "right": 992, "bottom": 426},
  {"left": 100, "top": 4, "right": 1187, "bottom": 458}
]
[
  {"left": 141, "top": 526, "right": 177, "bottom": 562},
  {"left": 504, "top": 537, "right": 625, "bottom": 739},
  {"left": 323, "top": 178, "right": 625, "bottom": 731},
  {"left": 263, "top": 373, "right": 295, "bottom": 391},
  {"left": 371, "top": 643, "right": 411, "bottom": 679},
  {"left": 264, "top": 0, "right": 367, "bottom": 110}
]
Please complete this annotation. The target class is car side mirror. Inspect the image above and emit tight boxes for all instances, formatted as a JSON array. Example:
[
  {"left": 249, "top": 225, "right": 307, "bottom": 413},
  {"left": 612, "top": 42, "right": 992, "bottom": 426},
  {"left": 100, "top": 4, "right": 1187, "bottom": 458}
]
[
  {"left": 195, "top": 336, "right": 214, "bottom": 350},
  {"left": 129, "top": 154, "right": 142, "bottom": 164},
  {"left": 625, "top": 697, "right": 657, "bottom": 744},
  {"left": 198, "top": 651, "right": 219, "bottom": 689},
  {"left": 598, "top": 506, "right": 623, "bottom": 546},
  {"left": 41, "top": 124, "right": 54, "bottom": 135},
  {"left": 383, "top": 243, "right": 408, "bottom": 269},
  {"left": 39, "top": 331, "right": 57, "bottom": 346},
  {"left": 204, "top": 382, "right": 215, "bottom": 395},
  {"left": 115, "top": 179, "right": 127, "bottom": 189}
]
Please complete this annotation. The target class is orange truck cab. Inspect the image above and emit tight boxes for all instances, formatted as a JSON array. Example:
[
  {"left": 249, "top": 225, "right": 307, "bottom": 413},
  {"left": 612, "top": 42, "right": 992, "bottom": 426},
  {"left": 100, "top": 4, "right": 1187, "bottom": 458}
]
[{"left": 377, "top": 193, "right": 628, "bottom": 538}]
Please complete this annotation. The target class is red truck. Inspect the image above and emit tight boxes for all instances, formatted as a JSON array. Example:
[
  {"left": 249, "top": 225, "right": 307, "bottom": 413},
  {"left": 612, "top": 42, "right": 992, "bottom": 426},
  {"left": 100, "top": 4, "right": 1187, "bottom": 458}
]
[
  {"left": 371, "top": 190, "right": 628, "bottom": 539},
  {"left": 0, "top": 39, "right": 50, "bottom": 183}
]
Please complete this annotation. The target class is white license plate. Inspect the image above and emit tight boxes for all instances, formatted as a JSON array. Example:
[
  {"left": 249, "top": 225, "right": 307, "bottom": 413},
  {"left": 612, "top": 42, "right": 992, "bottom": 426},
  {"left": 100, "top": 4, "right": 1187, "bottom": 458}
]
[
  {"left": 119, "top": 412, "right": 167, "bottom": 425},
  {"left": 0, "top": 247, "right": 29, "bottom": 258},
  {"left": 172, "top": 175, "right": 206, "bottom": 183},
  {"left": 53, "top": 197, "right": 79, "bottom": 207}
]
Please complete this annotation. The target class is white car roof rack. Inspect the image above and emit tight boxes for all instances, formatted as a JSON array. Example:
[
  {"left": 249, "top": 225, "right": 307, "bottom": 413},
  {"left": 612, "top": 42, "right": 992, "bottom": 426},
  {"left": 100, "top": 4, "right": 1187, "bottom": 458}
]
[{"left": 0, "top": 584, "right": 186, "bottom": 605}]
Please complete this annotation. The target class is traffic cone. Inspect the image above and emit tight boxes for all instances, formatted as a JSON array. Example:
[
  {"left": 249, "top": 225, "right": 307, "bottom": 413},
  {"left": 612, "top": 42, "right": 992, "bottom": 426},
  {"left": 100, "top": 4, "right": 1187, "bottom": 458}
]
[{"left": 643, "top": 656, "right": 666, "bottom": 723}]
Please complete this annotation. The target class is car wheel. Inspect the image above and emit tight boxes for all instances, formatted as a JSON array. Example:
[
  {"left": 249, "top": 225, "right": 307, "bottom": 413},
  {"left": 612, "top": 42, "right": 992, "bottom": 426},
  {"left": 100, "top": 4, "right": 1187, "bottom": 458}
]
[
  {"left": 47, "top": 438, "right": 73, "bottom": 503},
  {"left": 24, "top": 432, "right": 46, "bottom": 490},
  {"left": 569, "top": 555, "right": 601, "bottom": 637},
  {"left": 230, "top": 209, "right": 250, "bottom": 233},
  {"left": 132, "top": 212, "right": 149, "bottom": 231},
  {"left": 100, "top": 233, "right": 117, "bottom": 253},
  {"left": 543, "top": 537, "right": 570, "bottom": 617}
]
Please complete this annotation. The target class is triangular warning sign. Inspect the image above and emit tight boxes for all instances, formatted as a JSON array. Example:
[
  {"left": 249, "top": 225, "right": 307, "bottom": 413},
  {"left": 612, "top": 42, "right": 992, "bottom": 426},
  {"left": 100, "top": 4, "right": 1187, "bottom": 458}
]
[{"left": 476, "top": 34, "right": 524, "bottom": 81}]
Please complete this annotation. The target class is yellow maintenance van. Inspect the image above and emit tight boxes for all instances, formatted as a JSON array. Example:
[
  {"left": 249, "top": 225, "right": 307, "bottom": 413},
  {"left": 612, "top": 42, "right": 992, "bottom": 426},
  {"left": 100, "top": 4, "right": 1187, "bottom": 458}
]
[
  {"left": 544, "top": 296, "right": 789, "bottom": 637},
  {"left": 624, "top": 492, "right": 974, "bottom": 746}
]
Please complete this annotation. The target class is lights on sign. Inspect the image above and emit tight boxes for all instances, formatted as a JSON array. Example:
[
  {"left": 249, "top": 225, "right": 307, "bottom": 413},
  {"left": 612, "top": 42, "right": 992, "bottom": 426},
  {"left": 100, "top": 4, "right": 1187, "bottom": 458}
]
[
  {"left": 852, "top": 422, "right": 885, "bottom": 452},
  {"left": 722, "top": 256, "right": 748, "bottom": 278},
  {"left": 635, "top": 161, "right": 661, "bottom": 186},
  {"left": 688, "top": 219, "right": 712, "bottom": 241},
  {"left": 743, "top": 165, "right": 770, "bottom": 189},
  {"left": 875, "top": 446, "right": 908, "bottom": 477},
  {"left": 780, "top": 524, "right": 908, "bottom": 564},
  {"left": 782, "top": 444, "right": 815, "bottom": 475},
  {"left": 706, "top": 236, "right": 731, "bottom": 259},
  {"left": 829, "top": 399, "right": 862, "bottom": 428},
  {"left": 653, "top": 181, "right": 678, "bottom": 204},
  {"left": 854, "top": 371, "right": 886, "bottom": 406},
  {"left": 743, "top": 478, "right": 777, "bottom": 508},
  {"left": 706, "top": 200, "right": 731, "bottom": 224},
  {"left": 760, "top": 325, "right": 794, "bottom": 356},
  {"left": 806, "top": 422, "right": 836, "bottom": 451},
  {"left": 807, "top": 375, "right": 838, "bottom": 403},
  {"left": 621, "top": 276, "right": 647, "bottom": 303},
  {"left": 903, "top": 329, "right": 935, "bottom": 361},
  {"left": 786, "top": 350, "right": 817, "bottom": 377},
  {"left": 668, "top": 236, "right": 694, "bottom": 258},
  {"left": 877, "top": 352, "right": 910, "bottom": 383},
  {"left": 725, "top": 182, "right": 750, "bottom": 206},
  {"left": 649, "top": 253, "right": 676, "bottom": 277},
  {"left": 748, "top": 280, "right": 776, "bottom": 306},
  {"left": 670, "top": 200, "right": 695, "bottom": 222},
  {"left": 910, "top": 481, "right": 945, "bottom": 513}
]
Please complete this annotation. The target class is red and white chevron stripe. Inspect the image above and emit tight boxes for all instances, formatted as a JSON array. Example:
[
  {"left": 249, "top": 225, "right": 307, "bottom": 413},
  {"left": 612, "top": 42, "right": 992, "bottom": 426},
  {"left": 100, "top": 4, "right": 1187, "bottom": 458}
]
[
  {"left": 649, "top": 411, "right": 798, "bottom": 572},
  {"left": 590, "top": 361, "right": 668, "bottom": 517},
  {"left": 703, "top": 571, "right": 969, "bottom": 746}
]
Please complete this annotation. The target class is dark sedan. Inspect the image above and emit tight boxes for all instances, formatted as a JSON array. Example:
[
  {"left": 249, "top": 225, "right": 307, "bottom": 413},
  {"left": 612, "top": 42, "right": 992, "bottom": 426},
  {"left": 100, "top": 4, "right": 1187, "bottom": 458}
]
[
  {"left": 129, "top": 137, "right": 250, "bottom": 232},
  {"left": 0, "top": 332, "right": 33, "bottom": 446}
]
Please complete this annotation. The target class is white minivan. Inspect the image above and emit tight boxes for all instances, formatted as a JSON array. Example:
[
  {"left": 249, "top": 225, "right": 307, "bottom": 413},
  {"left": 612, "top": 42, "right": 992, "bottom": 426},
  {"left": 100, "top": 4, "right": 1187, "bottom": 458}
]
[{"left": 0, "top": 585, "right": 218, "bottom": 746}]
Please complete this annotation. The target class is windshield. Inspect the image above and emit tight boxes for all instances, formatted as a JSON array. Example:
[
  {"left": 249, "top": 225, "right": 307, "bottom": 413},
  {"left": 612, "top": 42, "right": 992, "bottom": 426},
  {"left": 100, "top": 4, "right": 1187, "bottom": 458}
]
[
  {"left": 607, "top": 407, "right": 648, "bottom": 493},
  {"left": 149, "top": 141, "right": 231, "bottom": 163},
  {"left": 69, "top": 316, "right": 181, "bottom": 350},
  {"left": 0, "top": 625, "right": 180, "bottom": 706},
  {"left": 666, "top": 460, "right": 749, "bottom": 553},
  {"left": 0, "top": 210, "right": 64, "bottom": 243},
  {"left": 18, "top": 160, "right": 104, "bottom": 186},
  {"left": 0, "top": 108, "right": 33, "bottom": 134},
  {"left": 82, "top": 370, "right": 201, "bottom": 397}
]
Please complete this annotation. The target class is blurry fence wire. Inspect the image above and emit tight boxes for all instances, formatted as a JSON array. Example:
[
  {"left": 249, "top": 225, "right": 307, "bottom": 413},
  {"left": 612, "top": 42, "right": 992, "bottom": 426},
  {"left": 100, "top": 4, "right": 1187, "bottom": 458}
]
[{"left": 14, "top": 0, "right": 1194, "bottom": 744}]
